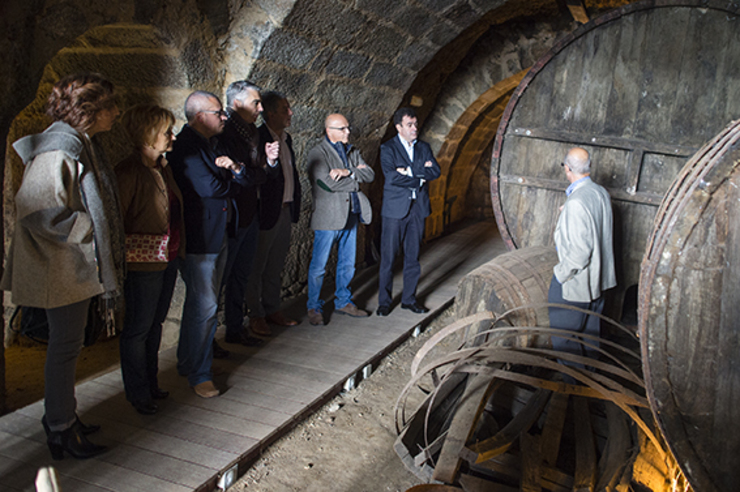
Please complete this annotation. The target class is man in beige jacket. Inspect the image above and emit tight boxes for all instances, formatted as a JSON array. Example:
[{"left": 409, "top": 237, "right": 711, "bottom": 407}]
[{"left": 548, "top": 147, "right": 616, "bottom": 370}]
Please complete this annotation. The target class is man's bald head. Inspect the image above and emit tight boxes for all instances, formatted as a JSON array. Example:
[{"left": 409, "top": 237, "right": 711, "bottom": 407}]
[
  {"left": 325, "top": 113, "right": 350, "bottom": 144},
  {"left": 564, "top": 147, "right": 591, "bottom": 177},
  {"left": 184, "top": 90, "right": 226, "bottom": 138}
]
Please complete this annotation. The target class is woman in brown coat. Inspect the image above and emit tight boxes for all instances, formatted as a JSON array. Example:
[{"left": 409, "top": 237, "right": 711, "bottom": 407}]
[{"left": 116, "top": 104, "right": 185, "bottom": 415}]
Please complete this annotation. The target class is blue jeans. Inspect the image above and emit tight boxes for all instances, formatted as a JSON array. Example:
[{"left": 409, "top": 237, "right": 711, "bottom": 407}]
[
  {"left": 223, "top": 216, "right": 260, "bottom": 336},
  {"left": 120, "top": 259, "right": 179, "bottom": 403},
  {"left": 307, "top": 214, "right": 358, "bottom": 312},
  {"left": 177, "top": 239, "right": 228, "bottom": 387}
]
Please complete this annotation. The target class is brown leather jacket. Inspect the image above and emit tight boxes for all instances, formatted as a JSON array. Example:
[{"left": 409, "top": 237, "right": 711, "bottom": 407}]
[{"left": 115, "top": 153, "right": 186, "bottom": 271}]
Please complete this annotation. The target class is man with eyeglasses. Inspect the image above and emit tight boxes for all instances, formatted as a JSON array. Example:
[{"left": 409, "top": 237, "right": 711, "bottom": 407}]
[
  {"left": 548, "top": 147, "right": 616, "bottom": 373},
  {"left": 376, "top": 107, "right": 440, "bottom": 317},
  {"left": 305, "top": 114, "right": 375, "bottom": 325},
  {"left": 169, "top": 91, "right": 247, "bottom": 399}
]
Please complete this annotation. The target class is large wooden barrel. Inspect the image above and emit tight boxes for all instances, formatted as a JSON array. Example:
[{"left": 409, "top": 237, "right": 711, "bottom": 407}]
[
  {"left": 639, "top": 120, "right": 740, "bottom": 492},
  {"left": 490, "top": 1, "right": 740, "bottom": 315},
  {"left": 455, "top": 245, "right": 557, "bottom": 344}
]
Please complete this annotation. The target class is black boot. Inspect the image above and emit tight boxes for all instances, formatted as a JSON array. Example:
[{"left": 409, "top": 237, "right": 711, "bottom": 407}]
[
  {"left": 42, "top": 415, "right": 100, "bottom": 436},
  {"left": 47, "top": 421, "right": 107, "bottom": 460},
  {"left": 76, "top": 415, "right": 101, "bottom": 435}
]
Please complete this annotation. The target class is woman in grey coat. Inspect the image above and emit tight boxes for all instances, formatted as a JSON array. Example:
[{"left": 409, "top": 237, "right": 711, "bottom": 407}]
[{"left": 2, "top": 73, "right": 126, "bottom": 460}]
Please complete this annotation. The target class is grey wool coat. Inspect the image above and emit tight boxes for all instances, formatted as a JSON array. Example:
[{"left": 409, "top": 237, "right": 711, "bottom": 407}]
[
  {"left": 553, "top": 178, "right": 617, "bottom": 303},
  {"left": 2, "top": 122, "right": 116, "bottom": 308},
  {"left": 307, "top": 138, "right": 375, "bottom": 231}
]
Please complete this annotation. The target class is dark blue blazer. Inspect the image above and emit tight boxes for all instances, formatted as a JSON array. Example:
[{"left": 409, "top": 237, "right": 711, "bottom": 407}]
[
  {"left": 257, "top": 124, "right": 301, "bottom": 230},
  {"left": 379, "top": 135, "right": 441, "bottom": 219},
  {"left": 168, "top": 125, "right": 248, "bottom": 254}
]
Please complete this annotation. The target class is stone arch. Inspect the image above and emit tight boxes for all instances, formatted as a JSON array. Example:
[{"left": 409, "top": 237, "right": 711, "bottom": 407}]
[{"left": 428, "top": 71, "right": 525, "bottom": 236}]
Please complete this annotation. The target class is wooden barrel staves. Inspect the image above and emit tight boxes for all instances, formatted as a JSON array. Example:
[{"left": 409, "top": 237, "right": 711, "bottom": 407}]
[
  {"left": 490, "top": 0, "right": 740, "bottom": 317},
  {"left": 639, "top": 120, "right": 740, "bottom": 492}
]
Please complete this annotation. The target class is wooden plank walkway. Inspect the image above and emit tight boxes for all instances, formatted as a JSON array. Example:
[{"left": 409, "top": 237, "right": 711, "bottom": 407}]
[{"left": 0, "top": 220, "right": 507, "bottom": 492}]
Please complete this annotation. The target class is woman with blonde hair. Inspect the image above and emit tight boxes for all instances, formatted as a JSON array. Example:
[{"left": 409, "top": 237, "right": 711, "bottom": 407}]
[
  {"left": 2, "top": 72, "right": 126, "bottom": 459},
  {"left": 116, "top": 104, "right": 185, "bottom": 415}
]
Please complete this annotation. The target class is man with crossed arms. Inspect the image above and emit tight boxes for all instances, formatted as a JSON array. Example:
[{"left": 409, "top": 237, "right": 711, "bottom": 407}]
[{"left": 305, "top": 114, "right": 374, "bottom": 325}]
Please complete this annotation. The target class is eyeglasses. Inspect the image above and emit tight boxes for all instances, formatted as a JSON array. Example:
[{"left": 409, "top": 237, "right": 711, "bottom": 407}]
[
  {"left": 200, "top": 109, "right": 227, "bottom": 117},
  {"left": 329, "top": 126, "right": 351, "bottom": 132}
]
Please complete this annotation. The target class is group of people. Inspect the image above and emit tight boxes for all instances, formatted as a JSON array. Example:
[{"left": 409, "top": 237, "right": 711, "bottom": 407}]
[
  {"left": 0, "top": 73, "right": 443, "bottom": 461},
  {"left": 1, "top": 70, "right": 615, "bottom": 463}
]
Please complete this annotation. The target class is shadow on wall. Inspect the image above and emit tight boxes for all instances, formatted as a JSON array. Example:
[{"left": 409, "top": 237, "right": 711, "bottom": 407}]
[{"left": 2, "top": 23, "right": 201, "bottom": 347}]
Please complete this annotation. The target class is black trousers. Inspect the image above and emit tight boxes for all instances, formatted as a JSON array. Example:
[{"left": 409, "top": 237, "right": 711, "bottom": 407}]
[{"left": 378, "top": 200, "right": 425, "bottom": 307}]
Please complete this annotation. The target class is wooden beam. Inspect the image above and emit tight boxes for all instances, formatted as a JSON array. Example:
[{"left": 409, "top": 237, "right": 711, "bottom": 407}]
[
  {"left": 539, "top": 392, "right": 569, "bottom": 467},
  {"left": 462, "top": 389, "right": 551, "bottom": 464},
  {"left": 566, "top": 0, "right": 590, "bottom": 24},
  {"left": 573, "top": 397, "right": 597, "bottom": 491},
  {"left": 520, "top": 431, "right": 542, "bottom": 492}
]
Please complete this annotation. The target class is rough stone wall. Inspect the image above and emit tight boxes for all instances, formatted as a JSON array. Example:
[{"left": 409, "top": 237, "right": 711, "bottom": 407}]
[{"left": 242, "top": 0, "right": 533, "bottom": 293}]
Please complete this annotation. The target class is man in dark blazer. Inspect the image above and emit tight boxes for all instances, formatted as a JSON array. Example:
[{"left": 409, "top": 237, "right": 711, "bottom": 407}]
[
  {"left": 169, "top": 91, "right": 248, "bottom": 398},
  {"left": 218, "top": 81, "right": 279, "bottom": 347},
  {"left": 376, "top": 107, "right": 441, "bottom": 316},
  {"left": 305, "top": 113, "right": 375, "bottom": 325},
  {"left": 244, "top": 91, "right": 301, "bottom": 336}
]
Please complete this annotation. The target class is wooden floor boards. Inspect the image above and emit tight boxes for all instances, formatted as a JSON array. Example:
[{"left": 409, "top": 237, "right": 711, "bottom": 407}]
[{"left": 0, "top": 220, "right": 505, "bottom": 491}]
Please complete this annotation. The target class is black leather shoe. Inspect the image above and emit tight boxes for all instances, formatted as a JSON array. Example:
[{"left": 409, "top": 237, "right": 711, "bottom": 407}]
[
  {"left": 212, "top": 339, "right": 230, "bottom": 359},
  {"left": 42, "top": 415, "right": 100, "bottom": 436},
  {"left": 151, "top": 388, "right": 170, "bottom": 400},
  {"left": 225, "top": 331, "right": 265, "bottom": 347},
  {"left": 132, "top": 400, "right": 158, "bottom": 415},
  {"left": 47, "top": 422, "right": 107, "bottom": 460},
  {"left": 376, "top": 305, "right": 390, "bottom": 316},
  {"left": 401, "top": 303, "right": 429, "bottom": 314}
]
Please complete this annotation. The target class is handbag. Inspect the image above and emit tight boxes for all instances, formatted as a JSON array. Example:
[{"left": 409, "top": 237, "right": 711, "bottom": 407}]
[
  {"left": 125, "top": 233, "right": 169, "bottom": 263},
  {"left": 9, "top": 296, "right": 108, "bottom": 347}
]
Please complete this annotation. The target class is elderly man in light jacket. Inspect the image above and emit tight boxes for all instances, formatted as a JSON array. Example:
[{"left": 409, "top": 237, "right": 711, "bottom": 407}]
[
  {"left": 306, "top": 113, "right": 375, "bottom": 326},
  {"left": 548, "top": 147, "right": 616, "bottom": 371}
]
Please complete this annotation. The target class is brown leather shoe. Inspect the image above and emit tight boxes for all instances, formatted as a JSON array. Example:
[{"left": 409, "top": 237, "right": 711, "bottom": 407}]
[
  {"left": 192, "top": 381, "right": 219, "bottom": 398},
  {"left": 335, "top": 303, "right": 369, "bottom": 318},
  {"left": 266, "top": 311, "right": 298, "bottom": 326},
  {"left": 307, "top": 309, "right": 324, "bottom": 326},
  {"left": 250, "top": 317, "right": 272, "bottom": 336}
]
